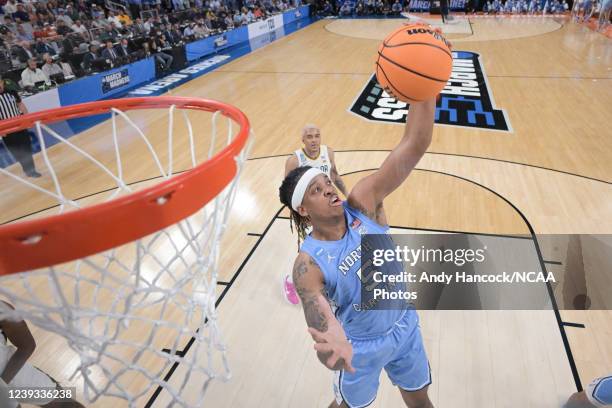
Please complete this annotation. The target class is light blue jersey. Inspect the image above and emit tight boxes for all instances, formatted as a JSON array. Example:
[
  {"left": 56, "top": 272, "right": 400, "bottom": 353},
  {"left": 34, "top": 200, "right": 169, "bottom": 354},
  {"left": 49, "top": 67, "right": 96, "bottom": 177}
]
[{"left": 300, "top": 202, "right": 409, "bottom": 340}]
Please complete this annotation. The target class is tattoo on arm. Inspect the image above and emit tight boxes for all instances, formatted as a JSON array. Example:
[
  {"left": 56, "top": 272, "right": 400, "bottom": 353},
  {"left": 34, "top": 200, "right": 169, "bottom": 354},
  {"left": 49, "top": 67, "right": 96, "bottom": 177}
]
[
  {"left": 300, "top": 288, "right": 329, "bottom": 331},
  {"left": 293, "top": 258, "right": 330, "bottom": 332}
]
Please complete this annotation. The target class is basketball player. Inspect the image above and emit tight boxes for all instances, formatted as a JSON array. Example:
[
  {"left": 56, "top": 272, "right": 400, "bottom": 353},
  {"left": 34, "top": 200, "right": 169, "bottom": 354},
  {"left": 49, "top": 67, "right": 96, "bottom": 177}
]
[
  {"left": 285, "top": 124, "right": 348, "bottom": 197},
  {"left": 565, "top": 375, "right": 612, "bottom": 407},
  {"left": 282, "top": 124, "right": 348, "bottom": 305},
  {"left": 0, "top": 301, "right": 85, "bottom": 408},
  {"left": 278, "top": 97, "right": 436, "bottom": 408}
]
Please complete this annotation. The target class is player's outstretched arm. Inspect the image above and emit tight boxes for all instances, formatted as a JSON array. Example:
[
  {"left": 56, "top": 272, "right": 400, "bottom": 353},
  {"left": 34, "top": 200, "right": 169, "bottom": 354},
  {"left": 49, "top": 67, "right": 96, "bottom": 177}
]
[
  {"left": 348, "top": 97, "right": 436, "bottom": 221},
  {"left": 328, "top": 148, "right": 348, "bottom": 197},
  {"left": 292, "top": 252, "right": 355, "bottom": 373}
]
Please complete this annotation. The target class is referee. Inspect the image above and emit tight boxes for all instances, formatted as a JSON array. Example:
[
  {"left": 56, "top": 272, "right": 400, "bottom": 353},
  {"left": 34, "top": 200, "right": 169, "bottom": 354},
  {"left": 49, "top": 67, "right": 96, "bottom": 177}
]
[{"left": 0, "top": 78, "right": 40, "bottom": 178}]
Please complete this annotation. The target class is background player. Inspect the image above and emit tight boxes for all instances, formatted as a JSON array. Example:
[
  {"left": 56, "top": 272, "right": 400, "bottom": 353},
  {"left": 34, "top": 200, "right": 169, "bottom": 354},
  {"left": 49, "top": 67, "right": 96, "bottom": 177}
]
[
  {"left": 279, "top": 97, "right": 437, "bottom": 408},
  {"left": 282, "top": 124, "right": 348, "bottom": 305}
]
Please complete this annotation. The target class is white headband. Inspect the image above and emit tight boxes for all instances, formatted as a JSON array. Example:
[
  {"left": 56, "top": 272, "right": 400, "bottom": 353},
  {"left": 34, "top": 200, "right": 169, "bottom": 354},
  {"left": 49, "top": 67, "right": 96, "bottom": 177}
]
[{"left": 291, "top": 168, "right": 324, "bottom": 211}]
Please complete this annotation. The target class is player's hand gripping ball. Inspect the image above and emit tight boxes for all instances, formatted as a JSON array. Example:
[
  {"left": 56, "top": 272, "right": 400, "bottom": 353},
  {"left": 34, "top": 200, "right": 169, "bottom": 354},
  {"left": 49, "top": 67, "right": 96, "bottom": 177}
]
[{"left": 375, "top": 23, "right": 453, "bottom": 103}]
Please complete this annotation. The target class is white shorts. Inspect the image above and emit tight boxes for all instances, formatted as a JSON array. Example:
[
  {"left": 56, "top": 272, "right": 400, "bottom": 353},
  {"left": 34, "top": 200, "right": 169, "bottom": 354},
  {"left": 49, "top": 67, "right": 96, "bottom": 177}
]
[{"left": 0, "top": 343, "right": 56, "bottom": 406}]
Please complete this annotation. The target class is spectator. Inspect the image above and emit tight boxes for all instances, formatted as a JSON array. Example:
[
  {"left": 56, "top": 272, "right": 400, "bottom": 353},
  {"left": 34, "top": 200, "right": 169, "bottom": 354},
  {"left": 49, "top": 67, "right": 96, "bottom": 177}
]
[
  {"left": 117, "top": 10, "right": 132, "bottom": 26},
  {"left": 150, "top": 38, "right": 173, "bottom": 71},
  {"left": 12, "top": 4, "right": 31, "bottom": 23},
  {"left": 183, "top": 21, "right": 196, "bottom": 39},
  {"left": 15, "top": 24, "right": 33, "bottom": 42},
  {"left": 41, "top": 53, "right": 63, "bottom": 78},
  {"left": 116, "top": 38, "right": 132, "bottom": 59},
  {"left": 59, "top": 57, "right": 75, "bottom": 78},
  {"left": 233, "top": 11, "right": 243, "bottom": 26},
  {"left": 392, "top": 0, "right": 402, "bottom": 14},
  {"left": 224, "top": 14, "right": 235, "bottom": 29},
  {"left": 193, "top": 22, "right": 210, "bottom": 38},
  {"left": 163, "top": 24, "right": 179, "bottom": 45},
  {"left": 56, "top": 8, "right": 74, "bottom": 26},
  {"left": 133, "top": 18, "right": 147, "bottom": 35},
  {"left": 3, "top": 0, "right": 18, "bottom": 16},
  {"left": 21, "top": 58, "right": 50, "bottom": 89},
  {"left": 71, "top": 19, "right": 88, "bottom": 35},
  {"left": 340, "top": 2, "right": 352, "bottom": 15},
  {"left": 170, "top": 23, "right": 184, "bottom": 43},
  {"left": 100, "top": 24, "right": 119, "bottom": 42},
  {"left": 90, "top": 4, "right": 104, "bottom": 20},
  {"left": 66, "top": 5, "right": 80, "bottom": 23},
  {"left": 101, "top": 40, "right": 119, "bottom": 64},
  {"left": 82, "top": 43, "right": 99, "bottom": 70},
  {"left": 12, "top": 41, "right": 36, "bottom": 64},
  {"left": 34, "top": 37, "right": 56, "bottom": 56},
  {"left": 56, "top": 20, "right": 73, "bottom": 36},
  {"left": 107, "top": 10, "right": 122, "bottom": 28},
  {"left": 143, "top": 17, "right": 155, "bottom": 33}
]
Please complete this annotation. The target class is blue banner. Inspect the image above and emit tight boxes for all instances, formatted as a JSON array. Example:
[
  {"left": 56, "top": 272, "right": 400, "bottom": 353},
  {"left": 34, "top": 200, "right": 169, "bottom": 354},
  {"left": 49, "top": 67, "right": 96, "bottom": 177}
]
[{"left": 58, "top": 58, "right": 155, "bottom": 106}]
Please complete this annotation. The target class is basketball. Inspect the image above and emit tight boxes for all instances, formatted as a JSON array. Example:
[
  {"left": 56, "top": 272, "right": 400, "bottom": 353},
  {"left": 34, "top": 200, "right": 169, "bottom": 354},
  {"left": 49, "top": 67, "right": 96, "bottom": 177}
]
[{"left": 375, "top": 24, "right": 453, "bottom": 103}]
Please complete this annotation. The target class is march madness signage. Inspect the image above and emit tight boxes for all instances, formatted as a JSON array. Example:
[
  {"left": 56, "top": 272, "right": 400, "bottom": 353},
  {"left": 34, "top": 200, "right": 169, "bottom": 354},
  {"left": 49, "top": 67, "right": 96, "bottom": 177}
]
[
  {"left": 102, "top": 69, "right": 130, "bottom": 94},
  {"left": 350, "top": 51, "right": 511, "bottom": 132}
]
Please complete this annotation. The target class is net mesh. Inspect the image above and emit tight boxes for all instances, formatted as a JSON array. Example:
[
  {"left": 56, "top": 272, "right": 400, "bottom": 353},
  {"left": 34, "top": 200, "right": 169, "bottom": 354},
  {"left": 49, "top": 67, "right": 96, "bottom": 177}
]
[{"left": 0, "top": 101, "right": 252, "bottom": 407}]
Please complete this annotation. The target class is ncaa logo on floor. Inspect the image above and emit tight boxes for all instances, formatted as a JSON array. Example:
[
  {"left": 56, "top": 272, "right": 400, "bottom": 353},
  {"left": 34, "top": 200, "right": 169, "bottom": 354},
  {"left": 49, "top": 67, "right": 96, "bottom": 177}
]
[{"left": 350, "top": 51, "right": 512, "bottom": 132}]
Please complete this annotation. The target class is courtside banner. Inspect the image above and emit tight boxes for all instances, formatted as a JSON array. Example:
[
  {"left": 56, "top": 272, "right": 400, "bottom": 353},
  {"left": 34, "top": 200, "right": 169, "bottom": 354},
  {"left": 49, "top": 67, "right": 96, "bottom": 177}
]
[
  {"left": 356, "top": 234, "right": 611, "bottom": 310},
  {"left": 58, "top": 58, "right": 155, "bottom": 106}
]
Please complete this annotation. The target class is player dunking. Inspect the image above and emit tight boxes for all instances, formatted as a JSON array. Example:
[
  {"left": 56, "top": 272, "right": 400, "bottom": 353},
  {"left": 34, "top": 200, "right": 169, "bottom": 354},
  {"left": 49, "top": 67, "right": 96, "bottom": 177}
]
[
  {"left": 279, "top": 98, "right": 436, "bottom": 407},
  {"left": 282, "top": 124, "right": 348, "bottom": 305}
]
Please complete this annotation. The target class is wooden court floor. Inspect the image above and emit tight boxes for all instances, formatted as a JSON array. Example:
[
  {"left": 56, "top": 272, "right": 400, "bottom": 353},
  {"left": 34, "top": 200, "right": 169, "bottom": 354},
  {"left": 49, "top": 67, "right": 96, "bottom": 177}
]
[{"left": 1, "top": 15, "right": 611, "bottom": 407}]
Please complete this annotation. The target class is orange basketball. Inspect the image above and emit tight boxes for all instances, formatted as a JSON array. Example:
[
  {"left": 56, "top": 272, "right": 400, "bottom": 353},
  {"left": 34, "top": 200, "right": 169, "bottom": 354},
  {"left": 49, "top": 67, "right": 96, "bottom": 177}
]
[{"left": 375, "top": 24, "right": 453, "bottom": 103}]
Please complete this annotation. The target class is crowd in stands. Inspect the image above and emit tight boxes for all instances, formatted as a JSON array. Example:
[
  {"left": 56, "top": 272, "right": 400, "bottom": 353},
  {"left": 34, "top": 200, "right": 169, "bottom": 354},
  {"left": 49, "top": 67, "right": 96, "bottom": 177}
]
[
  {"left": 316, "top": 0, "right": 569, "bottom": 17},
  {"left": 0, "top": 0, "right": 296, "bottom": 93}
]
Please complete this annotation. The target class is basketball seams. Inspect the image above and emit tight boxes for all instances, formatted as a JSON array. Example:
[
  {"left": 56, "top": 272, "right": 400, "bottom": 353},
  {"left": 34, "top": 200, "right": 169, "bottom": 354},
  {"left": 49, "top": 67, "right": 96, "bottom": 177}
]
[
  {"left": 377, "top": 51, "right": 449, "bottom": 83},
  {"left": 382, "top": 42, "right": 453, "bottom": 60},
  {"left": 376, "top": 62, "right": 421, "bottom": 103}
]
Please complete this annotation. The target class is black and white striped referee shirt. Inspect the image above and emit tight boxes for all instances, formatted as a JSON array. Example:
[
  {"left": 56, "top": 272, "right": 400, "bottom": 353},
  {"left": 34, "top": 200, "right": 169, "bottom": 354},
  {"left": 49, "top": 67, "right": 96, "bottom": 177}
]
[{"left": 0, "top": 90, "right": 22, "bottom": 121}]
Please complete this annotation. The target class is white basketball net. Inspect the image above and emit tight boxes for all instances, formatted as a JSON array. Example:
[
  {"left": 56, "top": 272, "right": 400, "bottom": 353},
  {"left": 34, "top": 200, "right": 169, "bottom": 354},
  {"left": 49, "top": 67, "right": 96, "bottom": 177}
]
[{"left": 0, "top": 103, "right": 252, "bottom": 407}]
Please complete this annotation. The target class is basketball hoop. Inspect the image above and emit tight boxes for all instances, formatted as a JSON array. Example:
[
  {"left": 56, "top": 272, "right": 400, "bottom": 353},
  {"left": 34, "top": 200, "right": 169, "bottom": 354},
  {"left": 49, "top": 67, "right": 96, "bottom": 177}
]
[{"left": 0, "top": 96, "right": 252, "bottom": 407}]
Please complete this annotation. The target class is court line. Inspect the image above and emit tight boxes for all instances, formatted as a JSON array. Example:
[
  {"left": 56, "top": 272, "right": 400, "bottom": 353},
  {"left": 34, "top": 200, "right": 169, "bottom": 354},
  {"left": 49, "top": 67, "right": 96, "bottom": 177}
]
[
  {"left": 562, "top": 322, "right": 586, "bottom": 329},
  {"left": 216, "top": 70, "right": 372, "bottom": 75},
  {"left": 323, "top": 16, "right": 566, "bottom": 42},
  {"left": 247, "top": 150, "right": 612, "bottom": 185},
  {"left": 487, "top": 75, "right": 612, "bottom": 80}
]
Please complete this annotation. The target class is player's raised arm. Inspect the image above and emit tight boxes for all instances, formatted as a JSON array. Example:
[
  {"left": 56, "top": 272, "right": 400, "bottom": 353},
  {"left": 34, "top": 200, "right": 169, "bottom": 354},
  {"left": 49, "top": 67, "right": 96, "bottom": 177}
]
[
  {"left": 292, "top": 252, "right": 355, "bottom": 373},
  {"left": 348, "top": 97, "right": 436, "bottom": 219},
  {"left": 328, "top": 148, "right": 348, "bottom": 197}
]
